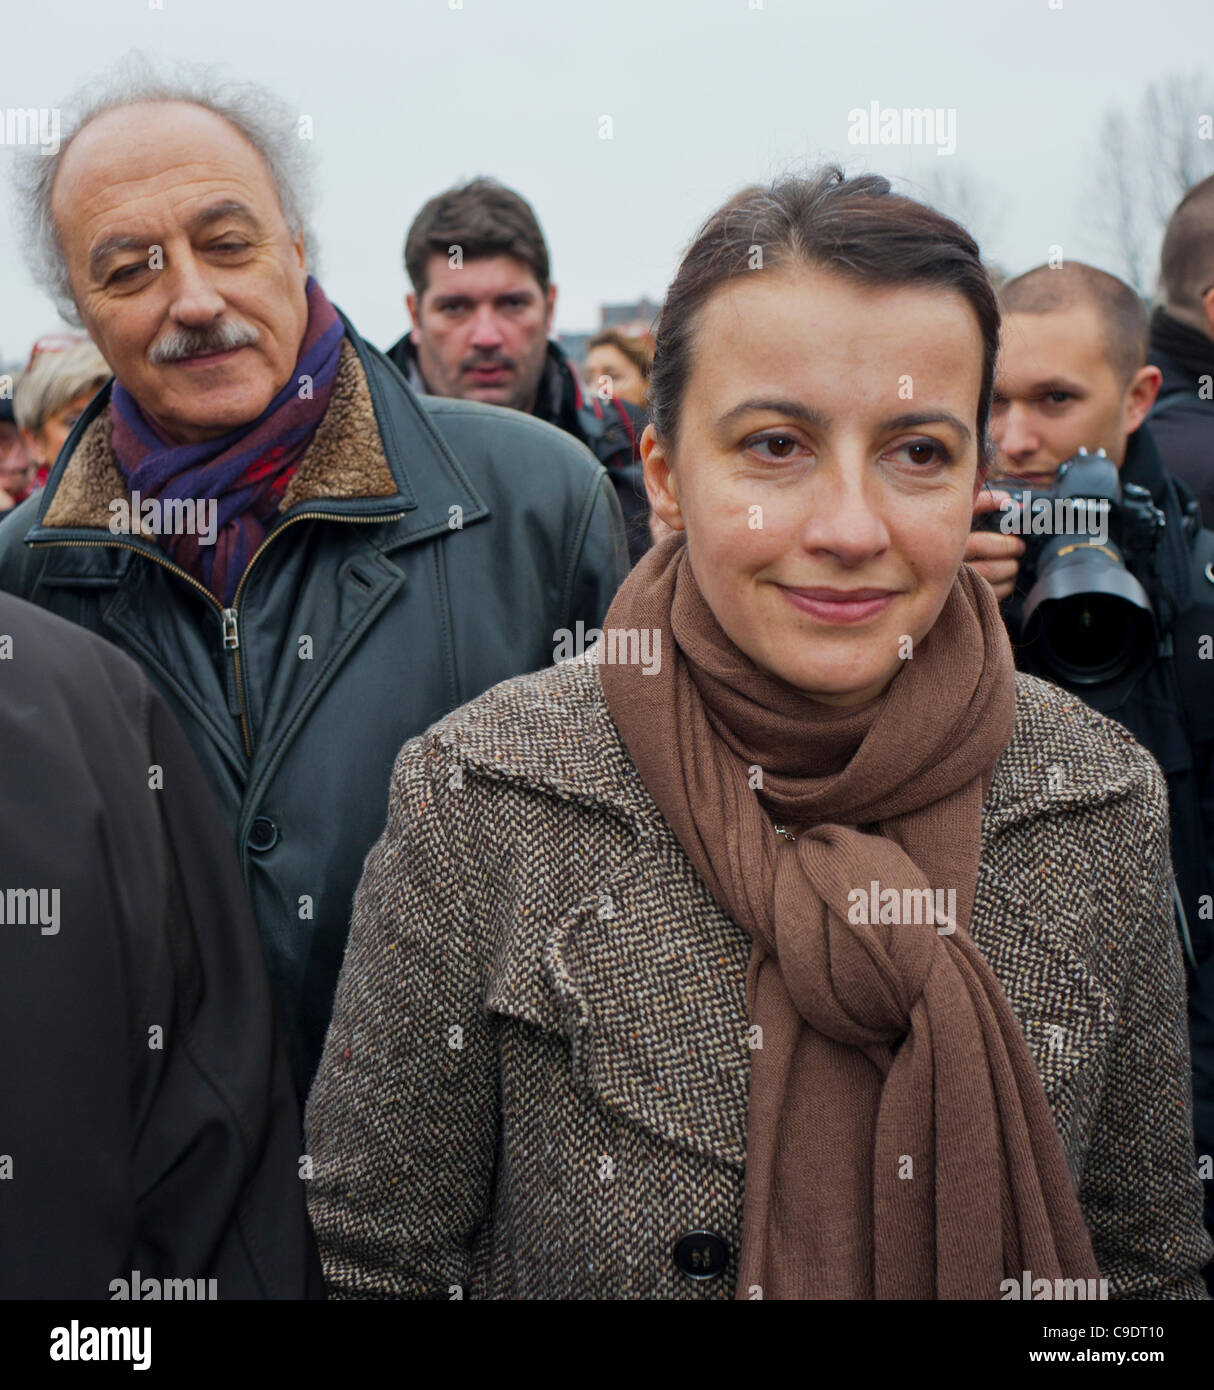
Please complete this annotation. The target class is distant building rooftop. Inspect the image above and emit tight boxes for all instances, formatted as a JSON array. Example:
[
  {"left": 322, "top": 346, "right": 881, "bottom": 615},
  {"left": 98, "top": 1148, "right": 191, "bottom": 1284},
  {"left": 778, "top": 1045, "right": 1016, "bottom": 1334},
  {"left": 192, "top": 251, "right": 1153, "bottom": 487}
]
[
  {"left": 559, "top": 297, "right": 661, "bottom": 367},
  {"left": 600, "top": 298, "right": 661, "bottom": 332}
]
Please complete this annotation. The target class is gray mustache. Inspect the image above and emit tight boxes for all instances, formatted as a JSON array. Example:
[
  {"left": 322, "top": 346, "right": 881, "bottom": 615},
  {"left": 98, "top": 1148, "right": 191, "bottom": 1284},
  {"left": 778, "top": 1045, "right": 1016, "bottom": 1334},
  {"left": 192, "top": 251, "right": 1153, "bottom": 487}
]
[{"left": 149, "top": 320, "right": 260, "bottom": 364}]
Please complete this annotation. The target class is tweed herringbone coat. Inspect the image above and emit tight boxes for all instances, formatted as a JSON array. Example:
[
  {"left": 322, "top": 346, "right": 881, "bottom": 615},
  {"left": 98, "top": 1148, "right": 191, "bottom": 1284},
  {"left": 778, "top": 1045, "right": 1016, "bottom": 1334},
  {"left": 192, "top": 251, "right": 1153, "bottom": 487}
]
[{"left": 305, "top": 651, "right": 1213, "bottom": 1299}]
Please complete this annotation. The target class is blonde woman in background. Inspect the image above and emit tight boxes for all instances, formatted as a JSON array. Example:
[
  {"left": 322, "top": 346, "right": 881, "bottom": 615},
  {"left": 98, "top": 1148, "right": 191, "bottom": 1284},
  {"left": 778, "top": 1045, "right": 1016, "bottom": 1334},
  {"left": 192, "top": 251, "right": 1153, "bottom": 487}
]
[
  {"left": 584, "top": 327, "right": 653, "bottom": 410},
  {"left": 14, "top": 335, "right": 110, "bottom": 492}
]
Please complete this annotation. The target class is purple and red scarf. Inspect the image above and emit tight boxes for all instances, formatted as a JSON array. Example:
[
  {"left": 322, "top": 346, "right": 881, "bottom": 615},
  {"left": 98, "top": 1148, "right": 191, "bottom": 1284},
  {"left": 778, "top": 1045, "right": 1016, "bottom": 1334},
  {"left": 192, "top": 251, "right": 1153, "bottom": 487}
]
[{"left": 111, "top": 276, "right": 344, "bottom": 607}]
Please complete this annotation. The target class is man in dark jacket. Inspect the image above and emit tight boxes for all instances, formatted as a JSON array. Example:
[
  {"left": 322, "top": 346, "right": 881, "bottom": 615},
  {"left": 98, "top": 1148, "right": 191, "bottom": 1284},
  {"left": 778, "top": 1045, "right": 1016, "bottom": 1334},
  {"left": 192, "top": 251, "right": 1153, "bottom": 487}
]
[
  {"left": 1148, "top": 173, "right": 1214, "bottom": 529},
  {"left": 0, "top": 591, "right": 320, "bottom": 1298},
  {"left": 387, "top": 177, "right": 652, "bottom": 565},
  {"left": 0, "top": 73, "right": 628, "bottom": 1103},
  {"left": 964, "top": 261, "right": 1214, "bottom": 1280}
]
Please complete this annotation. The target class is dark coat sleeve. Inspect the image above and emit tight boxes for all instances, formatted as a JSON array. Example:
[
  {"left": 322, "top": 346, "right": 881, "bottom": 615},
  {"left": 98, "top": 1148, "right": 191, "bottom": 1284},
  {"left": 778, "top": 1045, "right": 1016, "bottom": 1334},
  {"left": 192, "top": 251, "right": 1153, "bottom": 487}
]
[
  {"left": 0, "top": 602, "right": 323, "bottom": 1298},
  {"left": 129, "top": 694, "right": 326, "bottom": 1298},
  {"left": 567, "top": 469, "right": 629, "bottom": 631}
]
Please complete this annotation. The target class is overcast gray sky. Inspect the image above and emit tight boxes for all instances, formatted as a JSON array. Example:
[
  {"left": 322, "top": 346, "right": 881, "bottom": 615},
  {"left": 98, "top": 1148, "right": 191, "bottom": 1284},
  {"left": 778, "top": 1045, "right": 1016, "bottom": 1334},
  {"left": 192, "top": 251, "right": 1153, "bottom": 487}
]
[{"left": 0, "top": 0, "right": 1209, "bottom": 362}]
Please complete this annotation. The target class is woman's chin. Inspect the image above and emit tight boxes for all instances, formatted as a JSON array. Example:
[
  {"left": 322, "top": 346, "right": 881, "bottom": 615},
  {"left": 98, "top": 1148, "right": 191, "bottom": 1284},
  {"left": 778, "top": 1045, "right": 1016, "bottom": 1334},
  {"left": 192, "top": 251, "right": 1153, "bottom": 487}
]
[{"left": 753, "top": 654, "right": 898, "bottom": 705}]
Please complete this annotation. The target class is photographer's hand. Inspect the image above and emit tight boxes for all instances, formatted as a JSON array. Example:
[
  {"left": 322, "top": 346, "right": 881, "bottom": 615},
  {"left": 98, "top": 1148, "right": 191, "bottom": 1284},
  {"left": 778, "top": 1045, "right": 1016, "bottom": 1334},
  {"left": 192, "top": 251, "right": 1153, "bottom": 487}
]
[{"left": 965, "top": 490, "right": 1025, "bottom": 602}]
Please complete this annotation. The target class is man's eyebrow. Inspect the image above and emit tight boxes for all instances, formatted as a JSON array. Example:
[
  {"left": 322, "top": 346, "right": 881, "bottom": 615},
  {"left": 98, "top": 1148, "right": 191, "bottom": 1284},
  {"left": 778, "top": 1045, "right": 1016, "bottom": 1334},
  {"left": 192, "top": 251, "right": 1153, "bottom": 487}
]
[
  {"left": 992, "top": 378, "right": 1085, "bottom": 398},
  {"left": 88, "top": 201, "right": 262, "bottom": 276},
  {"left": 717, "top": 398, "right": 973, "bottom": 442},
  {"left": 89, "top": 234, "right": 150, "bottom": 276},
  {"left": 185, "top": 199, "right": 262, "bottom": 236}
]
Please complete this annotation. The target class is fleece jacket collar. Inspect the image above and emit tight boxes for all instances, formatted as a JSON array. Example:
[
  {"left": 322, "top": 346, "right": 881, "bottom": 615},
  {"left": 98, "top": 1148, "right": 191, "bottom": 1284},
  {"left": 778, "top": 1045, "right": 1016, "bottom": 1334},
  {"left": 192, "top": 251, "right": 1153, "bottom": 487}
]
[{"left": 33, "top": 337, "right": 398, "bottom": 540}]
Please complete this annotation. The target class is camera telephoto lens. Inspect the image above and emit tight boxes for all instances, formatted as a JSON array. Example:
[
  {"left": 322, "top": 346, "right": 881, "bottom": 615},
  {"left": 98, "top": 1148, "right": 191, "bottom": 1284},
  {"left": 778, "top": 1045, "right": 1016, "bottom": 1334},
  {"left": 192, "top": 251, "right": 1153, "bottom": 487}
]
[
  {"left": 995, "top": 450, "right": 1163, "bottom": 691},
  {"left": 1029, "top": 590, "right": 1155, "bottom": 686}
]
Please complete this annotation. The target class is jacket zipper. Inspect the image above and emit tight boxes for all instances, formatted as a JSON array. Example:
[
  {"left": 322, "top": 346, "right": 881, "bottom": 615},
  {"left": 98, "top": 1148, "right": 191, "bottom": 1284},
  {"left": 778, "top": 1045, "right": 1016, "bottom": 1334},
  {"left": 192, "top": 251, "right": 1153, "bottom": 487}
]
[{"left": 32, "top": 509, "right": 407, "bottom": 758}]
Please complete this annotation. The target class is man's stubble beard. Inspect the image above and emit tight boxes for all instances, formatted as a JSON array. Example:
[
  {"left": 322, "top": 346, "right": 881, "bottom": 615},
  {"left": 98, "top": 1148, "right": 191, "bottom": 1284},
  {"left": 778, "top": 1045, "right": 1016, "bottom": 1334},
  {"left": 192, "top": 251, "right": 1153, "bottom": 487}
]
[
  {"left": 510, "top": 335, "right": 550, "bottom": 415},
  {"left": 419, "top": 332, "right": 549, "bottom": 415}
]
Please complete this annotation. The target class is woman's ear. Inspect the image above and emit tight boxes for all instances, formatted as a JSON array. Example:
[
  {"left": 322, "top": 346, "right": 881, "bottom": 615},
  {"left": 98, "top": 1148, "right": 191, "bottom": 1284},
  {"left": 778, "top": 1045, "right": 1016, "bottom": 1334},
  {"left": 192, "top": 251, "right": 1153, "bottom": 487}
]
[{"left": 640, "top": 424, "right": 685, "bottom": 532}]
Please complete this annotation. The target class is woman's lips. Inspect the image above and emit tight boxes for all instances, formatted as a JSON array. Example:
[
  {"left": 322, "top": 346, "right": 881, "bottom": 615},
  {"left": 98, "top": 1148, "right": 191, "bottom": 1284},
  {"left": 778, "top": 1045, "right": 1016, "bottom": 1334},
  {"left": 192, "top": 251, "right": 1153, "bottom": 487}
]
[{"left": 777, "top": 585, "right": 898, "bottom": 625}]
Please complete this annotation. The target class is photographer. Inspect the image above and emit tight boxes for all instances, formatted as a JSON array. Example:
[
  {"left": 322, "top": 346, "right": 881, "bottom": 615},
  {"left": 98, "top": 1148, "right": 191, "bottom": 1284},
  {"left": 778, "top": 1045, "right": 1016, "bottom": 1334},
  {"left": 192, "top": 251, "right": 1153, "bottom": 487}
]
[{"left": 966, "top": 261, "right": 1214, "bottom": 1275}]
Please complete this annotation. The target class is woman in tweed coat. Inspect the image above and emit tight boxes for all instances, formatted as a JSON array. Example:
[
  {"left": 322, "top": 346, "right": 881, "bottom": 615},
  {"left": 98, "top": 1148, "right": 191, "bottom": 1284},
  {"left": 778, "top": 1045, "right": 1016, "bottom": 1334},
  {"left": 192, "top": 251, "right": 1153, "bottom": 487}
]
[{"left": 305, "top": 170, "right": 1212, "bottom": 1300}]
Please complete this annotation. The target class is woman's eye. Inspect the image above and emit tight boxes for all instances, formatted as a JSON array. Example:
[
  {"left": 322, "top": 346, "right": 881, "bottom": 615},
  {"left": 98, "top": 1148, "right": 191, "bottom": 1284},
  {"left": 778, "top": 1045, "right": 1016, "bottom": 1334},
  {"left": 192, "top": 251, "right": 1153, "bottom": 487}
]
[
  {"left": 1045, "top": 391, "right": 1072, "bottom": 407},
  {"left": 895, "top": 439, "right": 952, "bottom": 467},
  {"left": 748, "top": 434, "right": 801, "bottom": 461}
]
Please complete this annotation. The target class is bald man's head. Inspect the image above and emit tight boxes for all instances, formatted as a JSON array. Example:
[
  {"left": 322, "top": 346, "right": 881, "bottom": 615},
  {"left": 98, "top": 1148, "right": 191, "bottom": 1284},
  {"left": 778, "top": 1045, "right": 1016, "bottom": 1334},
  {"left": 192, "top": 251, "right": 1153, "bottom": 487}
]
[
  {"left": 990, "top": 261, "right": 1162, "bottom": 483},
  {"left": 998, "top": 262, "right": 1148, "bottom": 386},
  {"left": 1159, "top": 173, "right": 1214, "bottom": 336}
]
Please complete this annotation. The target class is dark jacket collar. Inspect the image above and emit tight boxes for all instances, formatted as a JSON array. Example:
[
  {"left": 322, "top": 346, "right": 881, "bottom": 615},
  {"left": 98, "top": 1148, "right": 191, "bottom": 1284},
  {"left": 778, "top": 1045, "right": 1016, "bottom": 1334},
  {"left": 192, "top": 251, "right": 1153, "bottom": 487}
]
[
  {"left": 1116, "top": 421, "right": 1196, "bottom": 634},
  {"left": 1120, "top": 418, "right": 1170, "bottom": 506},
  {"left": 533, "top": 338, "right": 648, "bottom": 462},
  {"left": 386, "top": 331, "right": 646, "bottom": 477},
  {"left": 387, "top": 330, "right": 586, "bottom": 435},
  {"left": 1148, "top": 306, "right": 1214, "bottom": 390}
]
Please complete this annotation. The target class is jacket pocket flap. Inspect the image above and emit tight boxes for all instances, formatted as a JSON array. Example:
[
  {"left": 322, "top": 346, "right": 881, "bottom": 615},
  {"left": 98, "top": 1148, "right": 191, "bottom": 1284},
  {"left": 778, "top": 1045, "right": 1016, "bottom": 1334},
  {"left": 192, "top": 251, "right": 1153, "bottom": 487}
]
[{"left": 485, "top": 844, "right": 752, "bottom": 1170}]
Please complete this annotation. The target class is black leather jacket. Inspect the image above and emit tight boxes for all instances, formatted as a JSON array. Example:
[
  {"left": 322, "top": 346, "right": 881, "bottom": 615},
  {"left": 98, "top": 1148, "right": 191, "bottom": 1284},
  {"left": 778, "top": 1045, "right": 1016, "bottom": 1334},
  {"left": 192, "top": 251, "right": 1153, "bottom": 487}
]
[
  {"left": 0, "top": 314, "right": 629, "bottom": 1101},
  {"left": 388, "top": 331, "right": 653, "bottom": 565}
]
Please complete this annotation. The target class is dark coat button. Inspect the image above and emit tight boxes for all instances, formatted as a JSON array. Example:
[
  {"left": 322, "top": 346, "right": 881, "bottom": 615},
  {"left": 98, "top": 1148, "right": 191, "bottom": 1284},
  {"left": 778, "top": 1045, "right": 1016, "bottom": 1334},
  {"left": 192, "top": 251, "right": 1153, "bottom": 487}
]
[
  {"left": 673, "top": 1231, "right": 728, "bottom": 1280},
  {"left": 248, "top": 816, "right": 279, "bottom": 852}
]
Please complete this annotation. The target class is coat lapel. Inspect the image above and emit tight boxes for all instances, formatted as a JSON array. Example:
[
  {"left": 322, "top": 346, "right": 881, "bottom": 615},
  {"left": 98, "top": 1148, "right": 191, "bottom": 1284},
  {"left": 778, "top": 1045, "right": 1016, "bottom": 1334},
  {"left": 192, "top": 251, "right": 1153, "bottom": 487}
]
[
  {"left": 458, "top": 653, "right": 751, "bottom": 1169},
  {"left": 483, "top": 820, "right": 752, "bottom": 1170}
]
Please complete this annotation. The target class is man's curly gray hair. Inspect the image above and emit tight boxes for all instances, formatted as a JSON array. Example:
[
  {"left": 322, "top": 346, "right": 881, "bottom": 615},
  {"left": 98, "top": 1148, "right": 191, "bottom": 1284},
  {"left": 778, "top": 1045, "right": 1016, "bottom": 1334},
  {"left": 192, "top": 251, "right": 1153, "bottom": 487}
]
[{"left": 11, "top": 51, "right": 320, "bottom": 326}]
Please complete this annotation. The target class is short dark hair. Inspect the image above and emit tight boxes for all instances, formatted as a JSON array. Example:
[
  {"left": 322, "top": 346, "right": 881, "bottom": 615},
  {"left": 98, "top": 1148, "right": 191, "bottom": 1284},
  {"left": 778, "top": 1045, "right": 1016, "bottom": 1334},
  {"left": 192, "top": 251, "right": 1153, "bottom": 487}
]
[
  {"left": 998, "top": 262, "right": 1147, "bottom": 387},
  {"left": 404, "top": 178, "right": 550, "bottom": 299},
  {"left": 1159, "top": 173, "right": 1214, "bottom": 316},
  {"left": 649, "top": 167, "right": 1002, "bottom": 470}
]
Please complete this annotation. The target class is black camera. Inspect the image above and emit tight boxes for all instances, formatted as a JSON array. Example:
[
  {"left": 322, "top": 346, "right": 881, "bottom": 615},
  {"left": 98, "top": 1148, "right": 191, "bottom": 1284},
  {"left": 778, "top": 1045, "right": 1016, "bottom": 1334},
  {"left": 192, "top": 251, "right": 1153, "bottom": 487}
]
[{"left": 974, "top": 448, "right": 1166, "bottom": 687}]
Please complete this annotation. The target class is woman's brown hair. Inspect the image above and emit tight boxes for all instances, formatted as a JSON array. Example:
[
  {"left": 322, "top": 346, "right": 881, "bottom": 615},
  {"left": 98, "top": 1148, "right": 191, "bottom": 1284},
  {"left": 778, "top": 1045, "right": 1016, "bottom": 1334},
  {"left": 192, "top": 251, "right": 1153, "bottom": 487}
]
[
  {"left": 649, "top": 167, "right": 1001, "bottom": 473},
  {"left": 586, "top": 328, "right": 654, "bottom": 381}
]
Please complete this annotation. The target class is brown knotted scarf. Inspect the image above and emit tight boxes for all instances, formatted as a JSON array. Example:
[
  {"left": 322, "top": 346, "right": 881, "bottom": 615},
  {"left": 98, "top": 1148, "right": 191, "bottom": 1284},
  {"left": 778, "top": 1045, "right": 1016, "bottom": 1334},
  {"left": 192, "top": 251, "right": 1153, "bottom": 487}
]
[{"left": 596, "top": 530, "right": 1100, "bottom": 1299}]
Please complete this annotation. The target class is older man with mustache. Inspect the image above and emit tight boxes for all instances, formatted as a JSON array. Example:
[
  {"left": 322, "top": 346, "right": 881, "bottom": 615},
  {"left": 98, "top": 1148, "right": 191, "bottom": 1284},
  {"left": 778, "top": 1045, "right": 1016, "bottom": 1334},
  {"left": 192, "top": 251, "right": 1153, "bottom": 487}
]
[{"left": 0, "top": 63, "right": 629, "bottom": 1102}]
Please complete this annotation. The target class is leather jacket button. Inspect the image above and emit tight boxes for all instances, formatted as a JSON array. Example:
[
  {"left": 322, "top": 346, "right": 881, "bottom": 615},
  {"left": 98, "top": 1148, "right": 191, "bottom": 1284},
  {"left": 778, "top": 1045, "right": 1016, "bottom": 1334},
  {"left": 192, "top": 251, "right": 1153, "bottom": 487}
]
[
  {"left": 248, "top": 816, "right": 279, "bottom": 852},
  {"left": 673, "top": 1231, "right": 728, "bottom": 1280}
]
